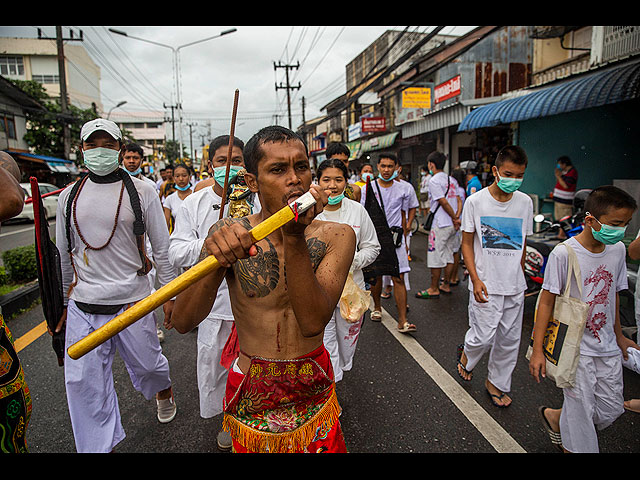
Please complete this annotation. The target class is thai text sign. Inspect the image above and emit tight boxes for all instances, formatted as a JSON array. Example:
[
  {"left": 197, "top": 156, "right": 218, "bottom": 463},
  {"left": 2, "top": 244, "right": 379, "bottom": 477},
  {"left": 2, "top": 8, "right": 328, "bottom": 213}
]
[
  {"left": 434, "top": 75, "right": 461, "bottom": 104},
  {"left": 361, "top": 117, "right": 386, "bottom": 133},
  {"left": 402, "top": 87, "right": 431, "bottom": 109}
]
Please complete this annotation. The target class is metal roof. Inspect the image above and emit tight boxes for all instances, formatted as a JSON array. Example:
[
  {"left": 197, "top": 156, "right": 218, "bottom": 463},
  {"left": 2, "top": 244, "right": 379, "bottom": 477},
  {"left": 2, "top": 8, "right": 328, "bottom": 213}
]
[{"left": 457, "top": 59, "right": 640, "bottom": 131}]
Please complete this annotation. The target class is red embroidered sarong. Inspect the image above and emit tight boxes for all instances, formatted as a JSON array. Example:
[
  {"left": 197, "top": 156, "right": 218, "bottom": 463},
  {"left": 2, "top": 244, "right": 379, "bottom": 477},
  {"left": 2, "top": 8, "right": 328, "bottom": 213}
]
[{"left": 222, "top": 345, "right": 347, "bottom": 453}]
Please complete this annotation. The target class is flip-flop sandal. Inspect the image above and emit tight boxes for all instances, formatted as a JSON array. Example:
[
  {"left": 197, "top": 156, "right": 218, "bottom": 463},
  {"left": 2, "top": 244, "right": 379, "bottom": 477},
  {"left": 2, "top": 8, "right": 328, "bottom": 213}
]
[
  {"left": 381, "top": 292, "right": 392, "bottom": 299},
  {"left": 370, "top": 310, "right": 382, "bottom": 322},
  {"left": 456, "top": 343, "right": 472, "bottom": 381},
  {"left": 538, "top": 406, "right": 563, "bottom": 452},
  {"left": 397, "top": 323, "right": 417, "bottom": 333},
  {"left": 415, "top": 290, "right": 439, "bottom": 299},
  {"left": 486, "top": 389, "right": 511, "bottom": 408}
]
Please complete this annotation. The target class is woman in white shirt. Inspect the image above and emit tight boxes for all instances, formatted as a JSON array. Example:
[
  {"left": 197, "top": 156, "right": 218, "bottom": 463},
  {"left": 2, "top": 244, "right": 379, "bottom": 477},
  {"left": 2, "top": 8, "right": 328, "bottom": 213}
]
[
  {"left": 316, "top": 158, "right": 381, "bottom": 382},
  {"left": 162, "top": 164, "right": 194, "bottom": 232}
]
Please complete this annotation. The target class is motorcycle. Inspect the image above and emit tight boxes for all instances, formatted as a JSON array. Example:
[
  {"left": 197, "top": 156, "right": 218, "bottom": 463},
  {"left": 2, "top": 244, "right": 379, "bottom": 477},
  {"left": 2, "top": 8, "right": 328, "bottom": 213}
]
[{"left": 524, "top": 211, "right": 584, "bottom": 297}]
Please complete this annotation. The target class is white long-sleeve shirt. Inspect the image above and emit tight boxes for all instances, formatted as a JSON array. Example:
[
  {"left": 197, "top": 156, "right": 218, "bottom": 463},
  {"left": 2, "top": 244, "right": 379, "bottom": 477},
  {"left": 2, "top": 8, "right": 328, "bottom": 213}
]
[
  {"left": 56, "top": 176, "right": 176, "bottom": 306},
  {"left": 316, "top": 197, "right": 380, "bottom": 288}
]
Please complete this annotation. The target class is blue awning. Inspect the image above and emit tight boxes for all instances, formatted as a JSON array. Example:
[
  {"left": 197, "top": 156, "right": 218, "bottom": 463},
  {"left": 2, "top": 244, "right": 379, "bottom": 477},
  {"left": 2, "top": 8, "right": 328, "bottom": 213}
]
[
  {"left": 458, "top": 60, "right": 640, "bottom": 131},
  {"left": 7, "top": 150, "right": 79, "bottom": 173}
]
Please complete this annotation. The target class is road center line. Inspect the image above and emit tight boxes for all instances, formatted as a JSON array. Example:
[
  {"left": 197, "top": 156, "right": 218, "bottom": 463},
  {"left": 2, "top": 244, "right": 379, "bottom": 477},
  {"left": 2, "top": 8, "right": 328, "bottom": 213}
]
[
  {"left": 378, "top": 307, "right": 527, "bottom": 453},
  {"left": 14, "top": 320, "right": 48, "bottom": 353}
]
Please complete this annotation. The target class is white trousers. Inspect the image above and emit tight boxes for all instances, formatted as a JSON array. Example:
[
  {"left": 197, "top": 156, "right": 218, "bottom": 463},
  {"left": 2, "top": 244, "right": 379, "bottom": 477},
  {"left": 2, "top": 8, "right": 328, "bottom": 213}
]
[
  {"left": 323, "top": 307, "right": 363, "bottom": 383},
  {"left": 559, "top": 354, "right": 624, "bottom": 453},
  {"left": 64, "top": 300, "right": 172, "bottom": 453},
  {"left": 197, "top": 318, "right": 233, "bottom": 418},
  {"left": 463, "top": 291, "right": 524, "bottom": 393}
]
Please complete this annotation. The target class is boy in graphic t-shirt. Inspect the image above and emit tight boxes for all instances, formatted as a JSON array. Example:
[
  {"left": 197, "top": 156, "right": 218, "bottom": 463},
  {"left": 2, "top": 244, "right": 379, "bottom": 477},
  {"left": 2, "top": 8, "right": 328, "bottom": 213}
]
[
  {"left": 457, "top": 146, "right": 533, "bottom": 409},
  {"left": 530, "top": 186, "right": 638, "bottom": 453}
]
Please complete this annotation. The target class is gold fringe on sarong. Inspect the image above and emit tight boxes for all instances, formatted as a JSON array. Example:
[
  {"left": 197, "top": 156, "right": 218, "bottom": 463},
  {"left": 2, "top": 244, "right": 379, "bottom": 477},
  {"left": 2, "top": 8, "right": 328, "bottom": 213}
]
[{"left": 222, "top": 386, "right": 341, "bottom": 453}]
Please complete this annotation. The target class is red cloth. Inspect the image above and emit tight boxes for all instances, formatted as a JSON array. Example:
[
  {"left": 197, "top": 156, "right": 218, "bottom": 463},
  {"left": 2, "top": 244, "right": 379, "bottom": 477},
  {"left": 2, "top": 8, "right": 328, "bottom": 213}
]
[
  {"left": 220, "top": 323, "right": 239, "bottom": 370},
  {"left": 223, "top": 345, "right": 347, "bottom": 453}
]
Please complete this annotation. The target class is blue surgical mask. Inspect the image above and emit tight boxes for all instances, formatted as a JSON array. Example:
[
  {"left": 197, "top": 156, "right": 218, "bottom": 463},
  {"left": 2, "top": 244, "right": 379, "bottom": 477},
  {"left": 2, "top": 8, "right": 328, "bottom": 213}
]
[
  {"left": 213, "top": 165, "right": 243, "bottom": 187},
  {"left": 83, "top": 147, "right": 120, "bottom": 176},
  {"left": 587, "top": 212, "right": 627, "bottom": 245},
  {"left": 378, "top": 170, "right": 398, "bottom": 181},
  {"left": 175, "top": 183, "right": 191, "bottom": 191},
  {"left": 126, "top": 167, "right": 142, "bottom": 176},
  {"left": 361, "top": 172, "right": 374, "bottom": 182},
  {"left": 328, "top": 192, "right": 345, "bottom": 205},
  {"left": 495, "top": 172, "right": 523, "bottom": 194}
]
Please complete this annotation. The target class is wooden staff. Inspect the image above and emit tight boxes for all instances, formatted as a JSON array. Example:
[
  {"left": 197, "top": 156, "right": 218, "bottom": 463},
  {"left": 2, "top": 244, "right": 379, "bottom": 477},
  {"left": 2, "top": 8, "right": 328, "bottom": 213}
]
[
  {"left": 219, "top": 89, "right": 240, "bottom": 220},
  {"left": 67, "top": 190, "right": 318, "bottom": 360}
]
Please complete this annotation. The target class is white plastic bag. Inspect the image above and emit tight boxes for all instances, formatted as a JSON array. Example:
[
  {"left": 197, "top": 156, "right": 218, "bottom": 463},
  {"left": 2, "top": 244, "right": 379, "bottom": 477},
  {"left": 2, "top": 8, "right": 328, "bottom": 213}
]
[{"left": 339, "top": 273, "right": 371, "bottom": 323}]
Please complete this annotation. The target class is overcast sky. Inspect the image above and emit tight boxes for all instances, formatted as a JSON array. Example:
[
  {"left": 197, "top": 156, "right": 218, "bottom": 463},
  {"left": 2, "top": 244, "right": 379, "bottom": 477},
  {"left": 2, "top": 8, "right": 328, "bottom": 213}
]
[{"left": 1, "top": 25, "right": 475, "bottom": 153}]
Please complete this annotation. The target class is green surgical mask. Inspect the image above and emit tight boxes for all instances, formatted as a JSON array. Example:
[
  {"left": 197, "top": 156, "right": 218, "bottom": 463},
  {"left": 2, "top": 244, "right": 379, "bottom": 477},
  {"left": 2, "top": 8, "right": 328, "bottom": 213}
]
[
  {"left": 587, "top": 212, "right": 627, "bottom": 245},
  {"left": 328, "top": 192, "right": 345, "bottom": 205},
  {"left": 496, "top": 172, "right": 523, "bottom": 193},
  {"left": 213, "top": 165, "right": 243, "bottom": 187}
]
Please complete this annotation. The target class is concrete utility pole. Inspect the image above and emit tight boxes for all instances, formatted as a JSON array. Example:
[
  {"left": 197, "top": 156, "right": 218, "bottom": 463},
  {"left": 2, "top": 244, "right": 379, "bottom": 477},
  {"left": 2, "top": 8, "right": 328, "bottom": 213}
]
[
  {"left": 164, "top": 102, "right": 178, "bottom": 161},
  {"left": 274, "top": 61, "right": 301, "bottom": 130},
  {"left": 38, "top": 27, "right": 84, "bottom": 160}
]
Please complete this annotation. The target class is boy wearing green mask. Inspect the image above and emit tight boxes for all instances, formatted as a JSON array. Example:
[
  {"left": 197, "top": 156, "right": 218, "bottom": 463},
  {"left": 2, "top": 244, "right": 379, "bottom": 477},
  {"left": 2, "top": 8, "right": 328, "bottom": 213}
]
[
  {"left": 530, "top": 185, "right": 638, "bottom": 453},
  {"left": 457, "top": 145, "right": 533, "bottom": 408}
]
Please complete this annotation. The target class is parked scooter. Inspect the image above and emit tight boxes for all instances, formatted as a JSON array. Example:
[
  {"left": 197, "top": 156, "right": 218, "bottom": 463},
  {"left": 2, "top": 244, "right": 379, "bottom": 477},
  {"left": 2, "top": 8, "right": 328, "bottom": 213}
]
[
  {"left": 524, "top": 190, "right": 590, "bottom": 297},
  {"left": 524, "top": 213, "right": 584, "bottom": 296}
]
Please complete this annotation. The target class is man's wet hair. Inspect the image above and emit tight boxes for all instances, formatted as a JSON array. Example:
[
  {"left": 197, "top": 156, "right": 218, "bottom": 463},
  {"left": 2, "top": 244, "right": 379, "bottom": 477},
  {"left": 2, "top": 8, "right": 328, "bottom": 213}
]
[
  {"left": 378, "top": 153, "right": 398, "bottom": 165},
  {"left": 124, "top": 143, "right": 144, "bottom": 157},
  {"left": 326, "top": 142, "right": 350, "bottom": 159},
  {"left": 584, "top": 185, "right": 637, "bottom": 219},
  {"left": 426, "top": 151, "right": 446, "bottom": 170},
  {"left": 208, "top": 135, "right": 245, "bottom": 162},
  {"left": 244, "top": 125, "right": 308, "bottom": 176},
  {"left": 495, "top": 145, "right": 528, "bottom": 168}
]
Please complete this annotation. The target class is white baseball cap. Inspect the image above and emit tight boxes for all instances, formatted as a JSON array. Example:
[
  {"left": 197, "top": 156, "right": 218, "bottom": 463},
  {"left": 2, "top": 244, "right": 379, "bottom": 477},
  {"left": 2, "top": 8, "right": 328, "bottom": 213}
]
[{"left": 80, "top": 118, "right": 122, "bottom": 142}]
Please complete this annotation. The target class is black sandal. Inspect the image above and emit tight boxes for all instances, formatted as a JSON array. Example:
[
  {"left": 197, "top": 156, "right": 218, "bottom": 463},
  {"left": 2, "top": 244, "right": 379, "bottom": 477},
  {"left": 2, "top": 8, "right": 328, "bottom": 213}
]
[{"left": 456, "top": 343, "right": 472, "bottom": 381}]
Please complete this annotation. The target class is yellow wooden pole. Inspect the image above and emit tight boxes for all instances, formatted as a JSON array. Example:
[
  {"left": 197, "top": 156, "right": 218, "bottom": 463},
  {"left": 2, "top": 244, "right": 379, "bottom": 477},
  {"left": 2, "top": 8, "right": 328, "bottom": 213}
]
[{"left": 67, "top": 191, "right": 316, "bottom": 360}]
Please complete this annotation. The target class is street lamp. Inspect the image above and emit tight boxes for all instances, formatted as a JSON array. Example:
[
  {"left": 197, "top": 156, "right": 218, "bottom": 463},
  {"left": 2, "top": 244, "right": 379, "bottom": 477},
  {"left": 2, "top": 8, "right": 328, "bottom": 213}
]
[
  {"left": 106, "top": 100, "right": 127, "bottom": 119},
  {"left": 108, "top": 27, "right": 237, "bottom": 162}
]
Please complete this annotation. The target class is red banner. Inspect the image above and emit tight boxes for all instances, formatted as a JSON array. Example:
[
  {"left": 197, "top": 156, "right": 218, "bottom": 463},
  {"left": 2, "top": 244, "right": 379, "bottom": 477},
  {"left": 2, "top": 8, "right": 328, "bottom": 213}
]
[
  {"left": 361, "top": 117, "right": 386, "bottom": 133},
  {"left": 434, "top": 75, "right": 461, "bottom": 104}
]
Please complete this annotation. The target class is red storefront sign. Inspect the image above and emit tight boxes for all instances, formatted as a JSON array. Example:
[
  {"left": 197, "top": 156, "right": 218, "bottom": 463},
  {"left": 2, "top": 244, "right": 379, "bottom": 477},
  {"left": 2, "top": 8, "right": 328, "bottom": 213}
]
[
  {"left": 434, "top": 74, "right": 461, "bottom": 104},
  {"left": 361, "top": 117, "right": 386, "bottom": 132}
]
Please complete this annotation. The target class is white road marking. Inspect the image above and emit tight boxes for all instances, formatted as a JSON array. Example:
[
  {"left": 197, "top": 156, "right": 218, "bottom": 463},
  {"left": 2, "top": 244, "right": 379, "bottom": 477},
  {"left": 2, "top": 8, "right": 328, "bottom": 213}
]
[{"left": 378, "top": 307, "right": 527, "bottom": 453}]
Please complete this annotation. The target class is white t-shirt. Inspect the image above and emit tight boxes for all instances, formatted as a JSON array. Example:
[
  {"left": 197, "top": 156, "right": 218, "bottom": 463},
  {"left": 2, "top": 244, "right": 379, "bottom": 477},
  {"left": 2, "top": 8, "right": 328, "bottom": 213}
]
[
  {"left": 56, "top": 175, "right": 176, "bottom": 305},
  {"left": 316, "top": 198, "right": 380, "bottom": 289},
  {"left": 162, "top": 188, "right": 193, "bottom": 214},
  {"left": 428, "top": 172, "right": 460, "bottom": 229},
  {"left": 461, "top": 188, "right": 533, "bottom": 295},
  {"left": 419, "top": 174, "right": 432, "bottom": 194},
  {"left": 542, "top": 237, "right": 628, "bottom": 357}
]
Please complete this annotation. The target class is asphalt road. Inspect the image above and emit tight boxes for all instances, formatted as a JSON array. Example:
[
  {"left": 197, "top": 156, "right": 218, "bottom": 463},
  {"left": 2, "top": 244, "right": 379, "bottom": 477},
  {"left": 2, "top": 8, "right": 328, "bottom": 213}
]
[{"left": 6, "top": 231, "right": 640, "bottom": 454}]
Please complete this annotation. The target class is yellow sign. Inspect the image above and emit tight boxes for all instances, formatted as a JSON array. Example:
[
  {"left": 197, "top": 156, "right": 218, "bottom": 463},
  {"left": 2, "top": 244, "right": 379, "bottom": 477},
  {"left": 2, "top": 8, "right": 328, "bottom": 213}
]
[{"left": 402, "top": 87, "right": 431, "bottom": 109}]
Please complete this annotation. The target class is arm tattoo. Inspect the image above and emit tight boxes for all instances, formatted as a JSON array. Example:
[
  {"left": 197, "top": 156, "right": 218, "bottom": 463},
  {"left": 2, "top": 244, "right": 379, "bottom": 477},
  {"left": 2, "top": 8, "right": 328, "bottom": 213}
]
[
  {"left": 198, "top": 217, "right": 236, "bottom": 262},
  {"left": 306, "top": 237, "right": 327, "bottom": 271}
]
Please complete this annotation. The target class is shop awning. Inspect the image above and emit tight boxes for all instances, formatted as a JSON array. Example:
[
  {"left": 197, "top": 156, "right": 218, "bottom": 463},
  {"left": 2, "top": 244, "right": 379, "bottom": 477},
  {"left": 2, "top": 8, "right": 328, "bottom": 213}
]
[
  {"left": 345, "top": 140, "right": 362, "bottom": 160},
  {"left": 458, "top": 59, "right": 640, "bottom": 131},
  {"left": 360, "top": 132, "right": 400, "bottom": 153},
  {"left": 7, "top": 151, "right": 79, "bottom": 174}
]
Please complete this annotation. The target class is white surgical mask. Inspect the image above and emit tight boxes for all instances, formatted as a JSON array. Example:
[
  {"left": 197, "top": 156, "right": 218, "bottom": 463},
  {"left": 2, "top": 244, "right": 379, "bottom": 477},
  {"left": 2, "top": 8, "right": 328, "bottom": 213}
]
[{"left": 83, "top": 147, "right": 120, "bottom": 176}]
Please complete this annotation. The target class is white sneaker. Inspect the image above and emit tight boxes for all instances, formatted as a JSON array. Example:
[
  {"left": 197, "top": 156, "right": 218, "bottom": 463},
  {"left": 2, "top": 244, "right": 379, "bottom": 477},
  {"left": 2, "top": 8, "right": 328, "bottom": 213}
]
[
  {"left": 157, "top": 329, "right": 165, "bottom": 342},
  {"left": 157, "top": 392, "right": 177, "bottom": 423}
]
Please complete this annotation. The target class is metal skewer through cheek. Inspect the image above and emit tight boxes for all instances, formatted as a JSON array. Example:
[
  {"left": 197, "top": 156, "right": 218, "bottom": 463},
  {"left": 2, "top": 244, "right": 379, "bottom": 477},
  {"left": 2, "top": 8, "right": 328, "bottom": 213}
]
[{"left": 66, "top": 191, "right": 318, "bottom": 360}]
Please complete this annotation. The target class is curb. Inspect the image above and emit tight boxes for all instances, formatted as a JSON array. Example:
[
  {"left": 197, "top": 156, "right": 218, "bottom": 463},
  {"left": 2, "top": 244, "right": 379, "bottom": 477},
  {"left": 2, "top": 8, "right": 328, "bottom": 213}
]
[{"left": 0, "top": 280, "right": 40, "bottom": 319}]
